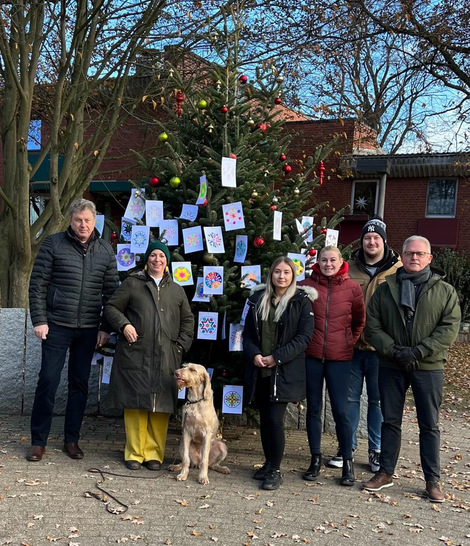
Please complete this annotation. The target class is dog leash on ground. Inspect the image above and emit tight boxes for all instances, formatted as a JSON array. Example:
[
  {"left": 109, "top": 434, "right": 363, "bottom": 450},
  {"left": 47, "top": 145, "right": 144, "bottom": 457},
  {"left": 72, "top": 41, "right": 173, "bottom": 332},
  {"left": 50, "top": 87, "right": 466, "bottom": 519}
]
[{"left": 85, "top": 467, "right": 167, "bottom": 514}]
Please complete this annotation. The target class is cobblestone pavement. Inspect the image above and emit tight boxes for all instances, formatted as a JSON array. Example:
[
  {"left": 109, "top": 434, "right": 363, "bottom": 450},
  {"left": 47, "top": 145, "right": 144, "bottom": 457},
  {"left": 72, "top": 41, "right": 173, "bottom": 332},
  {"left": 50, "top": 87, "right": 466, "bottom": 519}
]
[{"left": 1, "top": 408, "right": 469, "bottom": 546}]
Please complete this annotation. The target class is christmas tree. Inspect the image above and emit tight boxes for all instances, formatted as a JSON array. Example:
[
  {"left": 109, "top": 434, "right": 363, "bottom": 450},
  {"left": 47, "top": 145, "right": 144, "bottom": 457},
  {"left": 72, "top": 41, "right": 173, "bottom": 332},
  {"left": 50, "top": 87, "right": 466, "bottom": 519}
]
[{"left": 124, "top": 15, "right": 348, "bottom": 403}]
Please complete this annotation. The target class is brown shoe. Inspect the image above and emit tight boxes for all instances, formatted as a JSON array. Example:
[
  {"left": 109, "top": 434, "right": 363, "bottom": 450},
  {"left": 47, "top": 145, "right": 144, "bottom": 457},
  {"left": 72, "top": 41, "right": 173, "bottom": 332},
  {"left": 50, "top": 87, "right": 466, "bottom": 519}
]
[
  {"left": 425, "top": 481, "right": 445, "bottom": 503},
  {"left": 26, "top": 445, "right": 45, "bottom": 462},
  {"left": 63, "top": 442, "right": 84, "bottom": 459},
  {"left": 363, "top": 471, "right": 394, "bottom": 491}
]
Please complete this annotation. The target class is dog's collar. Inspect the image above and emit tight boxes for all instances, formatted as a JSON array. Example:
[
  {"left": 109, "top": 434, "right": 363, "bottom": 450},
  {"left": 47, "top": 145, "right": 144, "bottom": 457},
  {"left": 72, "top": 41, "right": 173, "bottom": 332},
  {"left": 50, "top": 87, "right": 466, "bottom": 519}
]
[{"left": 185, "top": 398, "right": 205, "bottom": 405}]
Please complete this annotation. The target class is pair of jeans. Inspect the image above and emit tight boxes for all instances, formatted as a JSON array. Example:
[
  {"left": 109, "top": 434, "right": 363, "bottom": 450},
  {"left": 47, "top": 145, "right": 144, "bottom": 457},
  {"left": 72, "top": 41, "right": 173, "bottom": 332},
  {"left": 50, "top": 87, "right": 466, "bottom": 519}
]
[
  {"left": 378, "top": 366, "right": 444, "bottom": 481},
  {"left": 31, "top": 323, "right": 98, "bottom": 446},
  {"left": 348, "top": 349, "right": 382, "bottom": 451},
  {"left": 305, "top": 357, "right": 353, "bottom": 459}
]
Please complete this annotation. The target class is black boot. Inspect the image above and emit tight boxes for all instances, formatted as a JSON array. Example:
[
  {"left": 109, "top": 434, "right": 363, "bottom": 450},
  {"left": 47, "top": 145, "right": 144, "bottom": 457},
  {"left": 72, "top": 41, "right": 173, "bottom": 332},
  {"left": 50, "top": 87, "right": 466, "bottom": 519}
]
[
  {"left": 340, "top": 459, "right": 355, "bottom": 486},
  {"left": 303, "top": 454, "right": 322, "bottom": 481},
  {"left": 253, "top": 461, "right": 271, "bottom": 480}
]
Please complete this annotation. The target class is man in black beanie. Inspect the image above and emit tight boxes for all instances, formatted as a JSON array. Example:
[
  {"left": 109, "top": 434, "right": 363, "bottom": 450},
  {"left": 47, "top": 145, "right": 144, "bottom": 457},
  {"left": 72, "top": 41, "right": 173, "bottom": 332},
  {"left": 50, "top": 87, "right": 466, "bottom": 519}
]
[{"left": 327, "top": 216, "right": 401, "bottom": 473}]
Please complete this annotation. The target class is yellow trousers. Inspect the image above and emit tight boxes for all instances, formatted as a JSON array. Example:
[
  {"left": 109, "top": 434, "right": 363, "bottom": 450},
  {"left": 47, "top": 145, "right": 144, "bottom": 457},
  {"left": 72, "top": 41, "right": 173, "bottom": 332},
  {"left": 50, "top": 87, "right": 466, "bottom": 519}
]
[{"left": 123, "top": 408, "right": 170, "bottom": 463}]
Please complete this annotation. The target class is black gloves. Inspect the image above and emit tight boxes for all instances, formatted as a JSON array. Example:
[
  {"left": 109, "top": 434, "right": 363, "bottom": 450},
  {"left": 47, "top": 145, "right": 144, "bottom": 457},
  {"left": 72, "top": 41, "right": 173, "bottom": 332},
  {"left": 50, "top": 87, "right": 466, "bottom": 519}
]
[{"left": 392, "top": 346, "right": 422, "bottom": 373}]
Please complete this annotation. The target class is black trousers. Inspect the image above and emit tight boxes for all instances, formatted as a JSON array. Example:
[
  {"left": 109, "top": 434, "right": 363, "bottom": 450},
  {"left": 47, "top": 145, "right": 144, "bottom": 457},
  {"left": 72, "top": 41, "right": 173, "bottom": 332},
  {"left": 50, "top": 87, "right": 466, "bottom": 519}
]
[
  {"left": 31, "top": 323, "right": 98, "bottom": 445},
  {"left": 256, "top": 376, "right": 288, "bottom": 470}
]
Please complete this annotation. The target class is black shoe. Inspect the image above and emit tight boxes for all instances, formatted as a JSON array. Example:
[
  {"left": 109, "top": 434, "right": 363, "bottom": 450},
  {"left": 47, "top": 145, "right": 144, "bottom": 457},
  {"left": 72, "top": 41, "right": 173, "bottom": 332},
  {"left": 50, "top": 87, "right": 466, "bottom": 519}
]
[
  {"left": 303, "top": 454, "right": 322, "bottom": 481},
  {"left": 125, "top": 460, "right": 142, "bottom": 470},
  {"left": 261, "top": 469, "right": 283, "bottom": 490},
  {"left": 340, "top": 459, "right": 355, "bottom": 486},
  {"left": 144, "top": 460, "right": 161, "bottom": 471},
  {"left": 253, "top": 462, "right": 271, "bottom": 480}
]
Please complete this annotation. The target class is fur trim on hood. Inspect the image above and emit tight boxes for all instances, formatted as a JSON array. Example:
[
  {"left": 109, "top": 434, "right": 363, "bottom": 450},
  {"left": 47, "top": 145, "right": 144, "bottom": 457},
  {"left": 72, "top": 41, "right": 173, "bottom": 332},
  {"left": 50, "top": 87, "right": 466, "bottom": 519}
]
[{"left": 249, "top": 283, "right": 318, "bottom": 302}]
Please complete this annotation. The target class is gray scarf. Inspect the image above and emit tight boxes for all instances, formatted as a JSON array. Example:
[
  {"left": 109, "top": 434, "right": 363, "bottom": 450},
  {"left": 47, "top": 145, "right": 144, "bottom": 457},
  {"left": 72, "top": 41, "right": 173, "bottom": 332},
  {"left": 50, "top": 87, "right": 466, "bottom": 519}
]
[{"left": 397, "top": 265, "right": 432, "bottom": 314}]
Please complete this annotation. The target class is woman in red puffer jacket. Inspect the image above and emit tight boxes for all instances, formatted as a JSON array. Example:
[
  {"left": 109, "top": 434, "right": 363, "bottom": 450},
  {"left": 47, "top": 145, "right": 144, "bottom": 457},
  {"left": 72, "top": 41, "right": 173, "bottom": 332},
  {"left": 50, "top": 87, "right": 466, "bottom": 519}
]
[{"left": 299, "top": 246, "right": 365, "bottom": 486}]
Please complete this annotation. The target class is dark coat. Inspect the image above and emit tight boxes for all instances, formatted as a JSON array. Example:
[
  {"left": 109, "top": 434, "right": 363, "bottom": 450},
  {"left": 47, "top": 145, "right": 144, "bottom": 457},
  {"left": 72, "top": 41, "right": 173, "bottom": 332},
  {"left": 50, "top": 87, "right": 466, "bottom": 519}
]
[
  {"left": 104, "top": 270, "right": 194, "bottom": 413},
  {"left": 29, "top": 228, "right": 119, "bottom": 330},
  {"left": 243, "top": 285, "right": 317, "bottom": 404},
  {"left": 300, "top": 261, "right": 366, "bottom": 361}
]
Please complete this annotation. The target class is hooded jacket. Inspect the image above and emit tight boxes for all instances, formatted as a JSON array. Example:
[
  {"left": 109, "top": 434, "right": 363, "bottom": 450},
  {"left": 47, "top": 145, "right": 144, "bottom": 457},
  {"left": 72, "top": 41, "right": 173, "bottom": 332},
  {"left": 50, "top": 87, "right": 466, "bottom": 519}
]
[
  {"left": 29, "top": 228, "right": 119, "bottom": 330},
  {"left": 243, "top": 285, "right": 317, "bottom": 405},
  {"left": 348, "top": 245, "right": 401, "bottom": 350},
  {"left": 365, "top": 268, "right": 461, "bottom": 371},
  {"left": 300, "top": 261, "right": 366, "bottom": 361},
  {"left": 104, "top": 269, "right": 194, "bottom": 413}
]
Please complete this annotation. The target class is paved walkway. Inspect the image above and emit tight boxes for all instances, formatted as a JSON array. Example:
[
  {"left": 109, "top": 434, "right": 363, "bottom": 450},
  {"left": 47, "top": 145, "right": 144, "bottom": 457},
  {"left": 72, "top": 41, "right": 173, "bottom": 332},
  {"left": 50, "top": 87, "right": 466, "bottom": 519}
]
[{"left": 1, "top": 408, "right": 469, "bottom": 546}]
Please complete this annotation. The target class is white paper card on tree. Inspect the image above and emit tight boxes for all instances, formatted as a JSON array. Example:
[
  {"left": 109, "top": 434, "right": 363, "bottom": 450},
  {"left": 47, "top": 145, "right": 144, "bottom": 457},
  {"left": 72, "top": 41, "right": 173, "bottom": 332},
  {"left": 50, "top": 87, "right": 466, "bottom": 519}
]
[
  {"left": 197, "top": 311, "right": 219, "bottom": 340},
  {"left": 273, "top": 210, "right": 283, "bottom": 241},
  {"left": 221, "top": 157, "right": 237, "bottom": 188},
  {"left": 179, "top": 204, "right": 198, "bottom": 221},
  {"left": 221, "top": 311, "right": 227, "bottom": 340},
  {"left": 130, "top": 225, "right": 150, "bottom": 254},
  {"left": 182, "top": 226, "right": 204, "bottom": 254},
  {"left": 124, "top": 188, "right": 146, "bottom": 221},
  {"left": 101, "top": 356, "right": 113, "bottom": 384},
  {"left": 116, "top": 244, "right": 136, "bottom": 271},
  {"left": 222, "top": 385, "right": 244, "bottom": 414},
  {"left": 202, "top": 266, "right": 224, "bottom": 295},
  {"left": 145, "top": 200, "right": 164, "bottom": 227},
  {"left": 302, "top": 216, "right": 314, "bottom": 243},
  {"left": 159, "top": 219, "right": 179, "bottom": 246},
  {"left": 95, "top": 215, "right": 105, "bottom": 236},
  {"left": 203, "top": 226, "right": 225, "bottom": 253},
  {"left": 192, "top": 276, "right": 211, "bottom": 302},
  {"left": 121, "top": 217, "right": 136, "bottom": 242},
  {"left": 222, "top": 201, "right": 245, "bottom": 231},
  {"left": 325, "top": 228, "right": 339, "bottom": 247},
  {"left": 233, "top": 234, "right": 248, "bottom": 263},
  {"left": 241, "top": 265, "right": 261, "bottom": 289},
  {"left": 178, "top": 386, "right": 187, "bottom": 400},
  {"left": 287, "top": 252, "right": 306, "bottom": 281},
  {"left": 196, "top": 175, "right": 208, "bottom": 205},
  {"left": 229, "top": 323, "right": 244, "bottom": 352},
  {"left": 207, "top": 368, "right": 214, "bottom": 379},
  {"left": 172, "top": 261, "right": 194, "bottom": 286},
  {"left": 240, "top": 299, "right": 250, "bottom": 325}
]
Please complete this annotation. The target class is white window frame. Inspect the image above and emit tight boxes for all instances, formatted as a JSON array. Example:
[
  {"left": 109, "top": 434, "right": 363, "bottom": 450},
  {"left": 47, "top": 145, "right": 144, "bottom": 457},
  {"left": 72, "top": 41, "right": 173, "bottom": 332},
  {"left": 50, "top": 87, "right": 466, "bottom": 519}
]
[
  {"left": 426, "top": 178, "right": 458, "bottom": 218},
  {"left": 350, "top": 179, "right": 379, "bottom": 215}
]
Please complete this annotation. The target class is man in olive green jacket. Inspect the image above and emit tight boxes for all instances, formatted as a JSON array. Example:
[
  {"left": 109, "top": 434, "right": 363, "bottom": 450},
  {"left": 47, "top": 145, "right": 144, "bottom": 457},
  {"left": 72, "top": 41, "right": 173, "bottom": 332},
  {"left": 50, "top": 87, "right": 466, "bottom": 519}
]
[{"left": 363, "top": 236, "right": 461, "bottom": 503}]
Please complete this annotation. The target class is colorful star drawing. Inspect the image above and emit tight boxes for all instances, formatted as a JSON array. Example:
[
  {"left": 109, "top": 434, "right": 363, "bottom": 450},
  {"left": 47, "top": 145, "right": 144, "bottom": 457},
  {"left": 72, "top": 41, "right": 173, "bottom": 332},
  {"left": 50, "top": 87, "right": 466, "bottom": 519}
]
[
  {"left": 174, "top": 266, "right": 191, "bottom": 283},
  {"left": 291, "top": 258, "right": 305, "bottom": 277},
  {"left": 132, "top": 231, "right": 147, "bottom": 248},
  {"left": 117, "top": 247, "right": 134, "bottom": 267},
  {"left": 205, "top": 271, "right": 222, "bottom": 289},
  {"left": 224, "top": 390, "right": 241, "bottom": 408},
  {"left": 199, "top": 316, "right": 217, "bottom": 334}
]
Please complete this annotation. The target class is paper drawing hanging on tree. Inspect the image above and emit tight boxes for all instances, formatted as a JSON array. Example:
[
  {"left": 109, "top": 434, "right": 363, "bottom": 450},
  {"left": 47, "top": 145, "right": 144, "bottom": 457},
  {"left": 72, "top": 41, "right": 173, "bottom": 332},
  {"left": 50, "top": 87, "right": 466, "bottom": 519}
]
[
  {"left": 229, "top": 323, "right": 244, "bottom": 352},
  {"left": 101, "top": 356, "right": 113, "bottom": 384},
  {"left": 325, "top": 229, "right": 339, "bottom": 247},
  {"left": 192, "top": 277, "right": 211, "bottom": 302},
  {"left": 222, "top": 385, "right": 243, "bottom": 414},
  {"left": 203, "top": 266, "right": 224, "bottom": 295},
  {"left": 179, "top": 204, "right": 198, "bottom": 221},
  {"left": 233, "top": 234, "right": 248, "bottom": 263},
  {"left": 172, "top": 262, "right": 194, "bottom": 286},
  {"left": 124, "top": 188, "right": 146, "bottom": 221},
  {"left": 116, "top": 244, "right": 135, "bottom": 272},
  {"left": 95, "top": 215, "right": 104, "bottom": 236},
  {"left": 145, "top": 200, "right": 164, "bottom": 227},
  {"left": 177, "top": 385, "right": 187, "bottom": 400},
  {"left": 120, "top": 217, "right": 136, "bottom": 242},
  {"left": 195, "top": 174, "right": 208, "bottom": 205},
  {"left": 240, "top": 299, "right": 250, "bottom": 325},
  {"left": 130, "top": 225, "right": 150, "bottom": 254},
  {"left": 159, "top": 219, "right": 179, "bottom": 246},
  {"left": 221, "top": 310, "right": 227, "bottom": 340},
  {"left": 273, "top": 210, "right": 283, "bottom": 241},
  {"left": 287, "top": 253, "right": 306, "bottom": 281},
  {"left": 302, "top": 216, "right": 314, "bottom": 243},
  {"left": 203, "top": 226, "right": 225, "bottom": 253},
  {"left": 221, "top": 157, "right": 237, "bottom": 188},
  {"left": 241, "top": 265, "right": 261, "bottom": 289},
  {"left": 197, "top": 311, "right": 219, "bottom": 340},
  {"left": 182, "top": 226, "right": 204, "bottom": 254},
  {"left": 222, "top": 201, "right": 245, "bottom": 231}
]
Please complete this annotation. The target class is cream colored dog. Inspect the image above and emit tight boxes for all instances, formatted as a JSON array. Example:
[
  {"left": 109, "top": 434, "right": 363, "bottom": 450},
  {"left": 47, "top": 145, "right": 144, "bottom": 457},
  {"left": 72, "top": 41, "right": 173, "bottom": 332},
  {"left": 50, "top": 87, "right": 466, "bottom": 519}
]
[{"left": 169, "top": 363, "right": 230, "bottom": 484}]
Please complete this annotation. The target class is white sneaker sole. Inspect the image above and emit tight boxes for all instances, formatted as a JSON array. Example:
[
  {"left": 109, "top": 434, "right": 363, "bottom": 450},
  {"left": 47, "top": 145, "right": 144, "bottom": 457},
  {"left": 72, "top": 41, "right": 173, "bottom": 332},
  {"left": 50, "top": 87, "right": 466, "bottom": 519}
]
[{"left": 363, "top": 481, "right": 394, "bottom": 492}]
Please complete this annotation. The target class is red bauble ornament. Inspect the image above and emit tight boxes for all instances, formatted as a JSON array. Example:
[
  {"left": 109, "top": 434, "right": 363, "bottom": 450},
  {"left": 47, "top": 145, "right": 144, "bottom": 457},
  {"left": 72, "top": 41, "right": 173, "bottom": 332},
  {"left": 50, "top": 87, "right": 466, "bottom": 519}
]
[
  {"left": 257, "top": 122, "right": 267, "bottom": 132},
  {"left": 176, "top": 90, "right": 184, "bottom": 117},
  {"left": 270, "top": 205, "right": 277, "bottom": 210},
  {"left": 254, "top": 236, "right": 265, "bottom": 248},
  {"left": 308, "top": 248, "right": 317, "bottom": 257},
  {"left": 274, "top": 97, "right": 282, "bottom": 105},
  {"left": 201, "top": 198, "right": 208, "bottom": 207},
  {"left": 230, "top": 153, "right": 237, "bottom": 159},
  {"left": 319, "top": 160, "right": 325, "bottom": 186},
  {"left": 149, "top": 176, "right": 161, "bottom": 187},
  {"left": 222, "top": 370, "right": 227, "bottom": 377},
  {"left": 111, "top": 231, "right": 118, "bottom": 241},
  {"left": 282, "top": 164, "right": 292, "bottom": 174},
  {"left": 220, "top": 105, "right": 228, "bottom": 114},
  {"left": 239, "top": 75, "right": 248, "bottom": 84},
  {"left": 320, "top": 228, "right": 327, "bottom": 235},
  {"left": 279, "top": 153, "right": 287, "bottom": 161}
]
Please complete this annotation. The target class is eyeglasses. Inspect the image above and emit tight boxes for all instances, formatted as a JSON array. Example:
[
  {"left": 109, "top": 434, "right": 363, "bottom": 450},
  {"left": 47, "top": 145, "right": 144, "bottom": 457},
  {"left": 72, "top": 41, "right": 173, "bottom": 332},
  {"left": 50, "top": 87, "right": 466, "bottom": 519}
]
[{"left": 402, "top": 251, "right": 430, "bottom": 258}]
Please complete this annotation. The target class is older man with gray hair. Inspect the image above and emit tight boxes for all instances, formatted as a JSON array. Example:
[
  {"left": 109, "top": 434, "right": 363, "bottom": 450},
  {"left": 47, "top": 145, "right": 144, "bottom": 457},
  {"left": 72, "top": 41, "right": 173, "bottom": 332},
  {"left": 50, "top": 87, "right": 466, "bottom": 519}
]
[{"left": 363, "top": 236, "right": 461, "bottom": 502}]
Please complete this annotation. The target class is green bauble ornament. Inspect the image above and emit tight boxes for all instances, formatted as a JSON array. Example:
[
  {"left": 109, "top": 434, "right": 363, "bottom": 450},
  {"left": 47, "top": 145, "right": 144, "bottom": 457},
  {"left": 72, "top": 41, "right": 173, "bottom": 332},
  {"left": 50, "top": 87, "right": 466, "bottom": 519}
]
[
  {"left": 197, "top": 99, "right": 208, "bottom": 109},
  {"left": 158, "top": 132, "right": 168, "bottom": 143},
  {"left": 169, "top": 176, "right": 181, "bottom": 188}
]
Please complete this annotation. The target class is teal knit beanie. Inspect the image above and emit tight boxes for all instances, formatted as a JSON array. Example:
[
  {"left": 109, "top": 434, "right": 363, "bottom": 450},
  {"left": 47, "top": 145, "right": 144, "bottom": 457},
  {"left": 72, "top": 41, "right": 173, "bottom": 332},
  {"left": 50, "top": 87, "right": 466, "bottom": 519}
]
[{"left": 144, "top": 240, "right": 171, "bottom": 265}]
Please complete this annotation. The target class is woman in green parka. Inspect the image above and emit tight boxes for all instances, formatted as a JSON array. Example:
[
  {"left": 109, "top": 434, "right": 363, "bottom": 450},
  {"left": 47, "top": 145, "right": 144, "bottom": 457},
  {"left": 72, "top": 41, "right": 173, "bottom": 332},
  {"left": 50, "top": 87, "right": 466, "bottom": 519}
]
[{"left": 104, "top": 241, "right": 194, "bottom": 471}]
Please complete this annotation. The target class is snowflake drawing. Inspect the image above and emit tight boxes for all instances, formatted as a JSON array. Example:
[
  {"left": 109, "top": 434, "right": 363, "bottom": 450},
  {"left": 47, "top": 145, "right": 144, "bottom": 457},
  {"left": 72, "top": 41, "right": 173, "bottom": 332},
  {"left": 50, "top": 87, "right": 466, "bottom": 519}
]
[
  {"left": 199, "top": 316, "right": 217, "bottom": 335},
  {"left": 132, "top": 231, "right": 147, "bottom": 249},
  {"left": 355, "top": 196, "right": 369, "bottom": 210},
  {"left": 174, "top": 266, "right": 191, "bottom": 283},
  {"left": 185, "top": 233, "right": 201, "bottom": 247},
  {"left": 122, "top": 222, "right": 133, "bottom": 237},
  {"left": 224, "top": 206, "right": 242, "bottom": 224},
  {"left": 161, "top": 226, "right": 177, "bottom": 244},
  {"left": 224, "top": 390, "right": 242, "bottom": 408},
  {"left": 207, "top": 231, "right": 222, "bottom": 248},
  {"left": 128, "top": 200, "right": 145, "bottom": 217},
  {"left": 205, "top": 271, "right": 222, "bottom": 289},
  {"left": 291, "top": 258, "right": 305, "bottom": 277},
  {"left": 117, "top": 247, "right": 134, "bottom": 267}
]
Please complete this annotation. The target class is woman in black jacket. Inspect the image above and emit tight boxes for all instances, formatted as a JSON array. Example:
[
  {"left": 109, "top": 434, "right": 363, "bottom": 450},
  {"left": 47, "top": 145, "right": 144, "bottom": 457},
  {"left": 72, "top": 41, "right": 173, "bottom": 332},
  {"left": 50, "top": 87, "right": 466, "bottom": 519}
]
[{"left": 243, "top": 256, "right": 317, "bottom": 490}]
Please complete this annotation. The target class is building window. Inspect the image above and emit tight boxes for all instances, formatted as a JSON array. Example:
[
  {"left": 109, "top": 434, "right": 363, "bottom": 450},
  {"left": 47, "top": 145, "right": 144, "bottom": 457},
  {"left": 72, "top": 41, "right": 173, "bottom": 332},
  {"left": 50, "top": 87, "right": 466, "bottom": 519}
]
[
  {"left": 351, "top": 180, "right": 378, "bottom": 216},
  {"left": 426, "top": 179, "right": 457, "bottom": 217}
]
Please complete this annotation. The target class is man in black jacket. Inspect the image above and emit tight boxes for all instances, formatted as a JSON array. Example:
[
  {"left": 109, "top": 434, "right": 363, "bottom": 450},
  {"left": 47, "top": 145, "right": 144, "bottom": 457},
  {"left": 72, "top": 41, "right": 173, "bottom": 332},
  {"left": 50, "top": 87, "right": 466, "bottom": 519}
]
[{"left": 27, "top": 199, "right": 119, "bottom": 462}]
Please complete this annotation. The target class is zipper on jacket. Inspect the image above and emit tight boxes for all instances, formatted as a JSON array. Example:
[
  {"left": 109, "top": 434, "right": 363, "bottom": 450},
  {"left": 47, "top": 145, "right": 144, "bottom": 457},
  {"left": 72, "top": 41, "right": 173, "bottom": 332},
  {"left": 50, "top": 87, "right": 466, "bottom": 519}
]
[
  {"left": 77, "top": 251, "right": 87, "bottom": 328},
  {"left": 152, "top": 393, "right": 157, "bottom": 412},
  {"left": 321, "top": 278, "right": 332, "bottom": 362}
]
